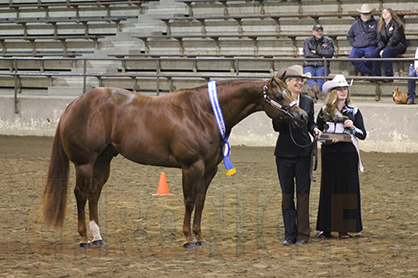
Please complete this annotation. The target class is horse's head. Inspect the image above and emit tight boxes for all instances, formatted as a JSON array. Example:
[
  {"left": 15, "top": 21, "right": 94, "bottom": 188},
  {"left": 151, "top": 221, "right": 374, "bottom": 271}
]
[{"left": 262, "top": 75, "right": 308, "bottom": 128}]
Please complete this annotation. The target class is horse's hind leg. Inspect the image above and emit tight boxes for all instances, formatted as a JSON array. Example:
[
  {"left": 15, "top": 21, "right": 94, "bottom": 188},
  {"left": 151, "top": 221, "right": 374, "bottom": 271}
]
[
  {"left": 88, "top": 146, "right": 116, "bottom": 246},
  {"left": 74, "top": 163, "right": 94, "bottom": 248},
  {"left": 75, "top": 146, "right": 116, "bottom": 248}
]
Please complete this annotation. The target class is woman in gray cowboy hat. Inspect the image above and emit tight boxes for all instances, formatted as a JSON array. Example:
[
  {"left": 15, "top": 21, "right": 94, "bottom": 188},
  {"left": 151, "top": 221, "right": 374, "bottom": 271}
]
[
  {"left": 315, "top": 75, "right": 367, "bottom": 239},
  {"left": 273, "top": 65, "right": 320, "bottom": 245}
]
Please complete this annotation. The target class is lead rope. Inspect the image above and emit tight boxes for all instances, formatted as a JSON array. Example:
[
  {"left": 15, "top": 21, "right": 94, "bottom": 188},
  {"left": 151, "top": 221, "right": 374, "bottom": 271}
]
[{"left": 288, "top": 125, "right": 318, "bottom": 181}]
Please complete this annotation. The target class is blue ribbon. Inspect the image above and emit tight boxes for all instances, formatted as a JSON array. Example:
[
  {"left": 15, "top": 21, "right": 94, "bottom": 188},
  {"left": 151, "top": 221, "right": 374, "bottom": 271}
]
[{"left": 208, "top": 80, "right": 236, "bottom": 176}]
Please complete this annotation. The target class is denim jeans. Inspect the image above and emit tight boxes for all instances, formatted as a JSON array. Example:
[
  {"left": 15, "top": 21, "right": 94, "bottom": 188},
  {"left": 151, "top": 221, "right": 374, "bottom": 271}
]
[
  {"left": 407, "top": 70, "right": 416, "bottom": 102},
  {"left": 372, "top": 47, "right": 406, "bottom": 77},
  {"left": 304, "top": 66, "right": 330, "bottom": 91},
  {"left": 349, "top": 46, "right": 379, "bottom": 76}
]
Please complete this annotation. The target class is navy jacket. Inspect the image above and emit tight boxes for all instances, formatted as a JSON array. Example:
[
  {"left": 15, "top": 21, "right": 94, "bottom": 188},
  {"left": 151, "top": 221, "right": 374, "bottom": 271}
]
[
  {"left": 273, "top": 94, "right": 318, "bottom": 158},
  {"left": 347, "top": 16, "right": 378, "bottom": 48},
  {"left": 303, "top": 35, "right": 334, "bottom": 68},
  {"left": 377, "top": 20, "right": 407, "bottom": 53}
]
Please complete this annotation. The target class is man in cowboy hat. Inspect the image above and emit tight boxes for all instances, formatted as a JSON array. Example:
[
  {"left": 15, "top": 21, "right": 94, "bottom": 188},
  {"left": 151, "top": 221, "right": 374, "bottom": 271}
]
[
  {"left": 273, "top": 65, "right": 320, "bottom": 246},
  {"left": 347, "top": 4, "right": 380, "bottom": 77},
  {"left": 303, "top": 24, "right": 335, "bottom": 102}
]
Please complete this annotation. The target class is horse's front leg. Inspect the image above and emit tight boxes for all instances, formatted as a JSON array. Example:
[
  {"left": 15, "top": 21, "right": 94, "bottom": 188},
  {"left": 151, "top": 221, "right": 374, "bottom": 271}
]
[
  {"left": 193, "top": 166, "right": 218, "bottom": 247},
  {"left": 182, "top": 161, "right": 205, "bottom": 249}
]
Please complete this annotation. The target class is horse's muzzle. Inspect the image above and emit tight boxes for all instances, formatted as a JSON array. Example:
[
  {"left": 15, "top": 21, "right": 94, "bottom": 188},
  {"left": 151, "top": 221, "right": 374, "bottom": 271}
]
[{"left": 292, "top": 109, "right": 308, "bottom": 129}]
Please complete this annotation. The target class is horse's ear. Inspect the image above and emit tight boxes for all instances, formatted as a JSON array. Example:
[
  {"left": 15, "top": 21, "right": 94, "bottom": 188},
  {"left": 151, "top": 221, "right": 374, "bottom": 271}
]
[
  {"left": 276, "top": 70, "right": 286, "bottom": 81},
  {"left": 269, "top": 76, "right": 282, "bottom": 89}
]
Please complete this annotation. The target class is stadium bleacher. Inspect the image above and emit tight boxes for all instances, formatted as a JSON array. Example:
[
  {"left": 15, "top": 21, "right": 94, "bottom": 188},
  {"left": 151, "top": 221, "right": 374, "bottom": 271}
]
[{"left": 0, "top": 0, "right": 417, "bottom": 100}]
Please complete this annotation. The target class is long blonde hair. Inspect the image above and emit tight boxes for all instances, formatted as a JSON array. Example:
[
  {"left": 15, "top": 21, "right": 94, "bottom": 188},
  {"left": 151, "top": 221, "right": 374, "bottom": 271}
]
[
  {"left": 377, "top": 8, "right": 404, "bottom": 33},
  {"left": 323, "top": 88, "right": 351, "bottom": 115}
]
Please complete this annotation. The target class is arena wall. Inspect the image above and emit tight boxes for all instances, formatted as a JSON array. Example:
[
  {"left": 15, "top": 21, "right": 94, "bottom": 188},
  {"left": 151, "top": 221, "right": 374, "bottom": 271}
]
[{"left": 0, "top": 96, "right": 417, "bottom": 152}]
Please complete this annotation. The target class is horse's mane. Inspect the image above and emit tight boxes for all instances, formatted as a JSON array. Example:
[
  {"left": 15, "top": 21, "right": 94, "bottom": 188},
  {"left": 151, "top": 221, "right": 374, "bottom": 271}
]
[{"left": 188, "top": 79, "right": 258, "bottom": 91}]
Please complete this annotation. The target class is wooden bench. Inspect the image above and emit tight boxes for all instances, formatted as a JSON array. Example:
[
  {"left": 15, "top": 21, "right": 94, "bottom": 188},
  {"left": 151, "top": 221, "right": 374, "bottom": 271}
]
[
  {"left": 154, "top": 12, "right": 362, "bottom": 36},
  {"left": 175, "top": 0, "right": 269, "bottom": 17},
  {"left": 174, "top": 0, "right": 418, "bottom": 18},
  {"left": 131, "top": 32, "right": 347, "bottom": 55},
  {"left": 0, "top": 0, "right": 152, "bottom": 9},
  {"left": 0, "top": 34, "right": 105, "bottom": 56},
  {"left": 155, "top": 10, "right": 418, "bottom": 35},
  {"left": 0, "top": 1, "right": 154, "bottom": 19},
  {"left": 0, "top": 16, "right": 135, "bottom": 36}
]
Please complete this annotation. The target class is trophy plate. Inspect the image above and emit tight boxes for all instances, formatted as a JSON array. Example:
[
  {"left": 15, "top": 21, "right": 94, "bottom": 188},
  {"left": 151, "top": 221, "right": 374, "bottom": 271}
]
[{"left": 318, "top": 132, "right": 352, "bottom": 143}]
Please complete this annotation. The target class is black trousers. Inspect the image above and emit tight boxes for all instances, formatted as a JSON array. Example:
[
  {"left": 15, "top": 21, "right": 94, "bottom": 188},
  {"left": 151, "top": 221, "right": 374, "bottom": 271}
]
[{"left": 276, "top": 156, "right": 311, "bottom": 242}]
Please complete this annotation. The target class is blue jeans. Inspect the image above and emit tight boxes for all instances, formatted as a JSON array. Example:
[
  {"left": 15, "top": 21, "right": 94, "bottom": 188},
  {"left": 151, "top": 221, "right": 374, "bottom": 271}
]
[
  {"left": 408, "top": 70, "right": 416, "bottom": 102},
  {"left": 349, "top": 46, "right": 379, "bottom": 76},
  {"left": 373, "top": 47, "right": 406, "bottom": 76},
  {"left": 304, "top": 66, "right": 330, "bottom": 91}
]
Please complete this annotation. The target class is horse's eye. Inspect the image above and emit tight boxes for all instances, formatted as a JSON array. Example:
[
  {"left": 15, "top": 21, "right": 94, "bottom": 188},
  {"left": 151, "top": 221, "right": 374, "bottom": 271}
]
[{"left": 274, "top": 92, "right": 285, "bottom": 101}]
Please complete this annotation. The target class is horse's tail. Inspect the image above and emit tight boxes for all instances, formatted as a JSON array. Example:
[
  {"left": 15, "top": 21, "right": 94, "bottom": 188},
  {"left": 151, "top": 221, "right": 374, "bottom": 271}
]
[{"left": 43, "top": 119, "right": 69, "bottom": 228}]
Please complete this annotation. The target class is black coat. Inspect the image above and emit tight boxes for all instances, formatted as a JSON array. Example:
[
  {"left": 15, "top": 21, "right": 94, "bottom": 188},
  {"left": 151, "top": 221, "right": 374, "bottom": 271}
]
[
  {"left": 347, "top": 16, "right": 378, "bottom": 48},
  {"left": 303, "top": 35, "right": 334, "bottom": 68},
  {"left": 273, "top": 94, "right": 317, "bottom": 158},
  {"left": 377, "top": 20, "right": 407, "bottom": 53}
]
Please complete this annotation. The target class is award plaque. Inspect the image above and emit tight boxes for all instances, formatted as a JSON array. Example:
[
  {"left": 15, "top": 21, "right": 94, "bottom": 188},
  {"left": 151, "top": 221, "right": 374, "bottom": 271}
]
[{"left": 318, "top": 132, "right": 352, "bottom": 143}]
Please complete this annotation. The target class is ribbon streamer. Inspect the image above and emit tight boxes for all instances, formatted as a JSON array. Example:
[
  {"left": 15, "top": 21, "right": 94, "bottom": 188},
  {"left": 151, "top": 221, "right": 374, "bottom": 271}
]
[{"left": 208, "top": 80, "right": 236, "bottom": 176}]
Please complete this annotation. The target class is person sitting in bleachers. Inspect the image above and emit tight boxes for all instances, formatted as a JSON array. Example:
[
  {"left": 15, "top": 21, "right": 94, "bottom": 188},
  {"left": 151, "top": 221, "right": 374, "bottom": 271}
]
[
  {"left": 303, "top": 24, "right": 334, "bottom": 102},
  {"left": 372, "top": 8, "right": 407, "bottom": 81},
  {"left": 407, "top": 47, "right": 418, "bottom": 105},
  {"left": 347, "top": 4, "right": 380, "bottom": 77}
]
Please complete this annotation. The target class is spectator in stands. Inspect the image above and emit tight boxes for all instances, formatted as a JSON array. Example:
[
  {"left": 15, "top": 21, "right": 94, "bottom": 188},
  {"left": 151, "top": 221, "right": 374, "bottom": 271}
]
[
  {"left": 407, "top": 49, "right": 418, "bottom": 105},
  {"left": 273, "top": 65, "right": 320, "bottom": 246},
  {"left": 347, "top": 4, "right": 379, "bottom": 77},
  {"left": 316, "top": 75, "right": 367, "bottom": 240},
  {"left": 303, "top": 24, "right": 334, "bottom": 102},
  {"left": 373, "top": 8, "right": 407, "bottom": 80}
]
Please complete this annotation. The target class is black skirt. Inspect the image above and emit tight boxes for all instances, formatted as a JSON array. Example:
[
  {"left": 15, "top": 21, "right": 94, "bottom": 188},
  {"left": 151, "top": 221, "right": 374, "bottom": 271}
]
[{"left": 316, "top": 142, "right": 363, "bottom": 233}]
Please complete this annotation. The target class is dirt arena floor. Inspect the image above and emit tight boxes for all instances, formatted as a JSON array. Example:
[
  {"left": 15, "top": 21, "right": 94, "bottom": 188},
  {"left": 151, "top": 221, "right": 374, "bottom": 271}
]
[{"left": 1, "top": 135, "right": 417, "bottom": 277}]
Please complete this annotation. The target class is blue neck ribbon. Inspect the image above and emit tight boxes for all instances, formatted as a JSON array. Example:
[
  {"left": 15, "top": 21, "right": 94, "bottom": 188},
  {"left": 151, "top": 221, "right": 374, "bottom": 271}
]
[{"left": 208, "top": 80, "right": 236, "bottom": 176}]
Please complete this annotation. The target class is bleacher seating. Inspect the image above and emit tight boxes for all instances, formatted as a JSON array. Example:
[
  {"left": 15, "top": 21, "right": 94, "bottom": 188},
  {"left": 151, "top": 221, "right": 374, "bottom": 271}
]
[
  {"left": 1, "top": 0, "right": 418, "bottom": 100},
  {"left": 0, "top": 0, "right": 146, "bottom": 57}
]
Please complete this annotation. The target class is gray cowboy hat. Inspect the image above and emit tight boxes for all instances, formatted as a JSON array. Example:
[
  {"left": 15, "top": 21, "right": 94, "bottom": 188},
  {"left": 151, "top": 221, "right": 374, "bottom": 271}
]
[
  {"left": 276, "top": 65, "right": 311, "bottom": 81},
  {"left": 322, "top": 74, "right": 353, "bottom": 97},
  {"left": 356, "top": 4, "right": 376, "bottom": 13}
]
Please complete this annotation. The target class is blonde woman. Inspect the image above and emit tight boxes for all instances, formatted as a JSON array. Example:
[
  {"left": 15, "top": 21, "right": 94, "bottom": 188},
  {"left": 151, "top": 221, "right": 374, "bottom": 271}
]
[
  {"left": 373, "top": 8, "right": 407, "bottom": 78},
  {"left": 315, "top": 75, "right": 367, "bottom": 239}
]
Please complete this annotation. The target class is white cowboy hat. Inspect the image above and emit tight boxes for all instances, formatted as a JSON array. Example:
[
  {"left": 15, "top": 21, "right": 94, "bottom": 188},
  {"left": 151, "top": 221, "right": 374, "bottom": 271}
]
[
  {"left": 322, "top": 74, "right": 353, "bottom": 96},
  {"left": 276, "top": 65, "right": 311, "bottom": 81},
  {"left": 356, "top": 4, "right": 376, "bottom": 14}
]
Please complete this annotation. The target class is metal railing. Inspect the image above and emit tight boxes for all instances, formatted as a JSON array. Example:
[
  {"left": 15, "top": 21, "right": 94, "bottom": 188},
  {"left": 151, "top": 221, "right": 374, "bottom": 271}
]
[{"left": 0, "top": 56, "right": 416, "bottom": 114}]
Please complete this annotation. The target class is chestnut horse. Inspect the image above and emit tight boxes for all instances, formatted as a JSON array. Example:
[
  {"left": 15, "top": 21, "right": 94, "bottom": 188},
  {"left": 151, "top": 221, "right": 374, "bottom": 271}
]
[{"left": 43, "top": 76, "right": 308, "bottom": 249}]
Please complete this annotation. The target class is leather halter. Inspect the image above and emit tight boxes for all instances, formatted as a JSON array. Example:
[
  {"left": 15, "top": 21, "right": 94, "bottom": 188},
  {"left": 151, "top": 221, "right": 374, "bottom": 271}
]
[{"left": 262, "top": 85, "right": 297, "bottom": 119}]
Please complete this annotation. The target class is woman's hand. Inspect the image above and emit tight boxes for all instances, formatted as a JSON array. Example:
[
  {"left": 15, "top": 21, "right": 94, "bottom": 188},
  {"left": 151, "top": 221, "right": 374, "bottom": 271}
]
[{"left": 344, "top": 119, "right": 354, "bottom": 130}]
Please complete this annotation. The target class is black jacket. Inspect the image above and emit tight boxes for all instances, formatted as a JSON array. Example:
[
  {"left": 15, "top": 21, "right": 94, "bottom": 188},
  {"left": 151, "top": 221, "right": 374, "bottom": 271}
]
[
  {"left": 303, "top": 35, "right": 334, "bottom": 67},
  {"left": 377, "top": 20, "right": 407, "bottom": 53},
  {"left": 273, "top": 94, "right": 318, "bottom": 158},
  {"left": 347, "top": 16, "right": 378, "bottom": 48}
]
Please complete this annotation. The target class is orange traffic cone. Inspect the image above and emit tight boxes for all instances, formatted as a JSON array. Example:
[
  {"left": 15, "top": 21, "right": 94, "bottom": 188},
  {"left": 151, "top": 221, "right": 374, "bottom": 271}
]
[{"left": 152, "top": 172, "right": 173, "bottom": 196}]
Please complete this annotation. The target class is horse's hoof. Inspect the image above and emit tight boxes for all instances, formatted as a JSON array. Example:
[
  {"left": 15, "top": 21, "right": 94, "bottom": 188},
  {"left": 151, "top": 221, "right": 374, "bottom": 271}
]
[
  {"left": 195, "top": 241, "right": 208, "bottom": 247},
  {"left": 183, "top": 242, "right": 197, "bottom": 249},
  {"left": 92, "top": 239, "right": 104, "bottom": 246},
  {"left": 79, "top": 242, "right": 91, "bottom": 249}
]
